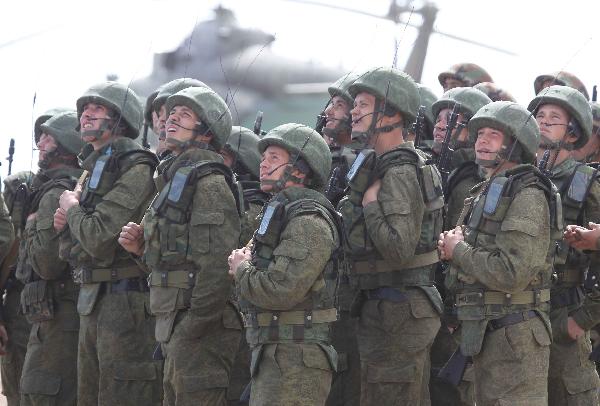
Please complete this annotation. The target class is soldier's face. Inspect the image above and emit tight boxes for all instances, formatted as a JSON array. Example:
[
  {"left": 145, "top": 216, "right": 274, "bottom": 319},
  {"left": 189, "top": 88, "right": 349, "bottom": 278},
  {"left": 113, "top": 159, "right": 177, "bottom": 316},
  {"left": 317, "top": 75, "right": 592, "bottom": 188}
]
[
  {"left": 433, "top": 109, "right": 468, "bottom": 147},
  {"left": 259, "top": 145, "right": 290, "bottom": 192},
  {"left": 151, "top": 110, "right": 160, "bottom": 133},
  {"left": 37, "top": 133, "right": 57, "bottom": 162},
  {"left": 442, "top": 78, "right": 464, "bottom": 92},
  {"left": 325, "top": 96, "right": 351, "bottom": 130},
  {"left": 535, "top": 104, "right": 570, "bottom": 143},
  {"left": 165, "top": 105, "right": 199, "bottom": 145},
  {"left": 475, "top": 127, "right": 505, "bottom": 161},
  {"left": 351, "top": 92, "right": 376, "bottom": 133},
  {"left": 156, "top": 104, "right": 167, "bottom": 137},
  {"left": 80, "top": 102, "right": 113, "bottom": 142}
]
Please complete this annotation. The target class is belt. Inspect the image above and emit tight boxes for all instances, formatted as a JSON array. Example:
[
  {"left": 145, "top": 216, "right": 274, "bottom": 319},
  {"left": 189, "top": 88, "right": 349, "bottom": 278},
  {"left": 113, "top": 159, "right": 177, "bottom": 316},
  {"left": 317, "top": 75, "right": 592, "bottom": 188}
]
[
  {"left": 103, "top": 278, "right": 149, "bottom": 294},
  {"left": 75, "top": 265, "right": 143, "bottom": 284},
  {"left": 148, "top": 269, "right": 196, "bottom": 289},
  {"left": 455, "top": 288, "right": 550, "bottom": 307},
  {"left": 550, "top": 286, "right": 584, "bottom": 309},
  {"left": 487, "top": 310, "right": 538, "bottom": 332},
  {"left": 353, "top": 250, "right": 439, "bottom": 274},
  {"left": 244, "top": 308, "right": 338, "bottom": 328},
  {"left": 364, "top": 287, "right": 408, "bottom": 303}
]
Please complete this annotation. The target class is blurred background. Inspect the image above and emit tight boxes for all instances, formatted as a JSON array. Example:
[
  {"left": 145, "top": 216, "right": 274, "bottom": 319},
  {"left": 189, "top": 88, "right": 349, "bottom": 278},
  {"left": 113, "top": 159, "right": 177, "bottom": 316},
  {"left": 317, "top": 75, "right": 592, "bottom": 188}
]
[{"left": 0, "top": 0, "right": 598, "bottom": 178}]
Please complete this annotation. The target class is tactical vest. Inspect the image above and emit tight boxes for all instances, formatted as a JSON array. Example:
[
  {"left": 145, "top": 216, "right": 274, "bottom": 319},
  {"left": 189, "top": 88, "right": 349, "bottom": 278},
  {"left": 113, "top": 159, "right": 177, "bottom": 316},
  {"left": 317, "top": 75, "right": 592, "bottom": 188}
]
[
  {"left": 444, "top": 161, "right": 484, "bottom": 203},
  {"left": 325, "top": 146, "right": 356, "bottom": 206},
  {"left": 240, "top": 187, "right": 341, "bottom": 345},
  {"left": 550, "top": 160, "right": 599, "bottom": 291},
  {"left": 448, "top": 165, "right": 560, "bottom": 356},
  {"left": 338, "top": 146, "right": 444, "bottom": 290}
]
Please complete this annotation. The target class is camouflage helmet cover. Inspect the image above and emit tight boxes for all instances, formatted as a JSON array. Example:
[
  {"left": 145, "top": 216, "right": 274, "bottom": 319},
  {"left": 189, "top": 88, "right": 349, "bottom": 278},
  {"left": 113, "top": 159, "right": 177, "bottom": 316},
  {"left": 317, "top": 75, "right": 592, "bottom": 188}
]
[
  {"left": 534, "top": 71, "right": 589, "bottom": 100},
  {"left": 469, "top": 101, "right": 540, "bottom": 164},
  {"left": 76, "top": 81, "right": 143, "bottom": 138},
  {"left": 328, "top": 72, "right": 360, "bottom": 106},
  {"left": 258, "top": 123, "right": 331, "bottom": 190},
  {"left": 40, "top": 111, "right": 85, "bottom": 156},
  {"left": 152, "top": 78, "right": 208, "bottom": 114},
  {"left": 473, "top": 82, "right": 516, "bottom": 102},
  {"left": 438, "top": 63, "right": 494, "bottom": 88},
  {"left": 34, "top": 107, "right": 72, "bottom": 144},
  {"left": 431, "top": 87, "right": 492, "bottom": 122},
  {"left": 527, "top": 85, "right": 593, "bottom": 149},
  {"left": 144, "top": 89, "right": 160, "bottom": 126},
  {"left": 348, "top": 66, "right": 420, "bottom": 125},
  {"left": 591, "top": 102, "right": 600, "bottom": 124},
  {"left": 165, "top": 86, "right": 232, "bottom": 151},
  {"left": 226, "top": 126, "right": 262, "bottom": 179}
]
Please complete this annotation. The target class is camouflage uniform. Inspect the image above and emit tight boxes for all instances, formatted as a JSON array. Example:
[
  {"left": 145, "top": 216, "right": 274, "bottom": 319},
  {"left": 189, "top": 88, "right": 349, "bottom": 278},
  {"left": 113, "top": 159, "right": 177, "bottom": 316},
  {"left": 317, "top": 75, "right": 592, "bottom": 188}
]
[
  {"left": 528, "top": 87, "right": 600, "bottom": 405},
  {"left": 17, "top": 112, "right": 84, "bottom": 406},
  {"left": 339, "top": 68, "right": 444, "bottom": 405},
  {"left": 235, "top": 124, "right": 340, "bottom": 406},
  {"left": 2, "top": 171, "right": 34, "bottom": 406},
  {"left": 0, "top": 191, "right": 14, "bottom": 263},
  {"left": 143, "top": 86, "right": 242, "bottom": 406},
  {"left": 60, "top": 83, "right": 161, "bottom": 406},
  {"left": 445, "top": 101, "right": 556, "bottom": 406}
]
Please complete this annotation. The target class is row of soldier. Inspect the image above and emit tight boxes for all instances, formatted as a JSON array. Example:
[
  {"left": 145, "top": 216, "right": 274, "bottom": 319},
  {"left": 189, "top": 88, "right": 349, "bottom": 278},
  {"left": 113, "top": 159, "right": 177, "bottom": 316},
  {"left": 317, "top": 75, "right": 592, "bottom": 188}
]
[{"left": 0, "top": 62, "right": 598, "bottom": 406}]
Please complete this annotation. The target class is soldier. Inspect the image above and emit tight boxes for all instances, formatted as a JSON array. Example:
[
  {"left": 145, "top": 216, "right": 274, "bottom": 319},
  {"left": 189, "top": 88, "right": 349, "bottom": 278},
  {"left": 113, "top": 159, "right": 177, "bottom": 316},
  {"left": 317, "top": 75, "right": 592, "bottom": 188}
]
[
  {"left": 534, "top": 70, "right": 590, "bottom": 100},
  {"left": 229, "top": 123, "right": 340, "bottom": 406},
  {"left": 119, "top": 86, "right": 242, "bottom": 405},
  {"left": 572, "top": 101, "right": 600, "bottom": 163},
  {"left": 0, "top": 183, "right": 15, "bottom": 404},
  {"left": 16, "top": 111, "right": 84, "bottom": 406},
  {"left": 321, "top": 73, "right": 361, "bottom": 406},
  {"left": 473, "top": 82, "right": 516, "bottom": 102},
  {"left": 53, "top": 82, "right": 161, "bottom": 406},
  {"left": 142, "top": 87, "right": 161, "bottom": 152},
  {"left": 439, "top": 101, "right": 557, "bottom": 405},
  {"left": 409, "top": 84, "right": 438, "bottom": 151},
  {"left": 528, "top": 85, "right": 600, "bottom": 405},
  {"left": 338, "top": 67, "right": 443, "bottom": 405},
  {"left": 438, "top": 63, "right": 493, "bottom": 93},
  {"left": 219, "top": 126, "right": 268, "bottom": 406}
]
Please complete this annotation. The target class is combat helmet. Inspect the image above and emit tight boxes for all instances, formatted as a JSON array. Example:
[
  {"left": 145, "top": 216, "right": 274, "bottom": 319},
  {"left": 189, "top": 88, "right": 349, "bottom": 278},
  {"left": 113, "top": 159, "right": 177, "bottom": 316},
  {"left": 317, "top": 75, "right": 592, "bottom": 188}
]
[
  {"left": 592, "top": 102, "right": 600, "bottom": 132},
  {"left": 152, "top": 78, "right": 208, "bottom": 115},
  {"left": 34, "top": 107, "right": 72, "bottom": 144},
  {"left": 224, "top": 126, "right": 262, "bottom": 179},
  {"left": 469, "top": 101, "right": 540, "bottom": 165},
  {"left": 438, "top": 63, "right": 493, "bottom": 89},
  {"left": 323, "top": 72, "right": 359, "bottom": 140},
  {"left": 165, "top": 86, "right": 232, "bottom": 151},
  {"left": 432, "top": 87, "right": 492, "bottom": 123},
  {"left": 474, "top": 82, "right": 516, "bottom": 102},
  {"left": 76, "top": 81, "right": 143, "bottom": 139},
  {"left": 528, "top": 85, "right": 593, "bottom": 149},
  {"left": 38, "top": 111, "right": 85, "bottom": 169},
  {"left": 258, "top": 123, "right": 331, "bottom": 190},
  {"left": 534, "top": 71, "right": 589, "bottom": 100}
]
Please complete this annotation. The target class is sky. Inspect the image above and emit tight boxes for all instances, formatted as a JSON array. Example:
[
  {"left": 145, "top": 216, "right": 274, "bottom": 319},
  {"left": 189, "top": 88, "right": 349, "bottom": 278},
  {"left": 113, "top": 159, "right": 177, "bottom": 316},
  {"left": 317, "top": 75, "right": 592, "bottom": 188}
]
[{"left": 0, "top": 0, "right": 598, "bottom": 180}]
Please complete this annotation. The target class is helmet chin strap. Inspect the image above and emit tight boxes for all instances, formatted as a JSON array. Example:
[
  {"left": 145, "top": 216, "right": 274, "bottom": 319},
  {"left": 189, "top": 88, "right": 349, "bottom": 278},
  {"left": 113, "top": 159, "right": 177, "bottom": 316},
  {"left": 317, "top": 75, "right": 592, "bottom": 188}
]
[
  {"left": 80, "top": 116, "right": 114, "bottom": 140},
  {"left": 165, "top": 120, "right": 214, "bottom": 152},
  {"left": 350, "top": 99, "right": 403, "bottom": 149}
]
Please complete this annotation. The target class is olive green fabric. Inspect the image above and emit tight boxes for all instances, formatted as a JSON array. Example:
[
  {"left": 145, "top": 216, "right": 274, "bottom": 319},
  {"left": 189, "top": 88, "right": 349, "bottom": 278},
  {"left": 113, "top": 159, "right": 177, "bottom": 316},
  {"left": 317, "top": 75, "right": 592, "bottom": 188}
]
[
  {"left": 431, "top": 87, "right": 492, "bottom": 123},
  {"left": 34, "top": 107, "right": 72, "bottom": 144},
  {"left": 528, "top": 85, "right": 593, "bottom": 149},
  {"left": 0, "top": 191, "right": 14, "bottom": 266},
  {"left": 438, "top": 63, "right": 493, "bottom": 88},
  {"left": 444, "top": 162, "right": 486, "bottom": 230},
  {"left": 258, "top": 123, "right": 332, "bottom": 190},
  {"left": 534, "top": 71, "right": 589, "bottom": 100},
  {"left": 152, "top": 78, "right": 208, "bottom": 115},
  {"left": 417, "top": 84, "right": 438, "bottom": 136},
  {"left": 165, "top": 86, "right": 232, "bottom": 151},
  {"left": 40, "top": 111, "right": 84, "bottom": 155},
  {"left": 226, "top": 126, "right": 262, "bottom": 180},
  {"left": 328, "top": 73, "right": 360, "bottom": 106},
  {"left": 76, "top": 81, "right": 144, "bottom": 139},
  {"left": 473, "top": 82, "right": 516, "bottom": 102},
  {"left": 3, "top": 171, "right": 35, "bottom": 235}
]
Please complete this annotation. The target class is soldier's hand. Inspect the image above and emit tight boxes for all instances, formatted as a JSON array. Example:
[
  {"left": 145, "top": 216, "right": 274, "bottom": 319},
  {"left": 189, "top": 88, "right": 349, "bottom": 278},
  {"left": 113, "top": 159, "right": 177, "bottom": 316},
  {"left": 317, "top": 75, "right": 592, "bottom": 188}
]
[
  {"left": 441, "top": 227, "right": 464, "bottom": 260},
  {"left": 53, "top": 207, "right": 67, "bottom": 232},
  {"left": 27, "top": 212, "right": 38, "bottom": 222},
  {"left": 59, "top": 189, "right": 80, "bottom": 211},
  {"left": 437, "top": 231, "right": 449, "bottom": 260},
  {"left": 564, "top": 222, "right": 600, "bottom": 251},
  {"left": 362, "top": 179, "right": 382, "bottom": 207},
  {"left": 567, "top": 316, "right": 585, "bottom": 341},
  {"left": 0, "top": 324, "right": 8, "bottom": 355},
  {"left": 229, "top": 247, "right": 251, "bottom": 278},
  {"left": 118, "top": 222, "right": 144, "bottom": 257}
]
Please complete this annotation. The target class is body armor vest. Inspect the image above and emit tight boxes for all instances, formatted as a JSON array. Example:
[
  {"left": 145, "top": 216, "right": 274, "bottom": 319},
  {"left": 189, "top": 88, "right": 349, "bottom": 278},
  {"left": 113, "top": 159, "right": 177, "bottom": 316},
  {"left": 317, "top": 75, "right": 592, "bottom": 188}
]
[
  {"left": 448, "top": 164, "right": 560, "bottom": 356},
  {"left": 339, "top": 146, "right": 444, "bottom": 290},
  {"left": 240, "top": 187, "right": 341, "bottom": 344}
]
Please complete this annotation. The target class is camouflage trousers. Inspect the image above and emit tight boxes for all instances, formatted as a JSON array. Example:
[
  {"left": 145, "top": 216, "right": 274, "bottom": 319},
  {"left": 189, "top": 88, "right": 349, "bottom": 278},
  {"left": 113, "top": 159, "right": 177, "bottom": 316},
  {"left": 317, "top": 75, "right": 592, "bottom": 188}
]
[
  {"left": 326, "top": 310, "right": 361, "bottom": 406},
  {"left": 78, "top": 288, "right": 162, "bottom": 406},
  {"left": 162, "top": 307, "right": 241, "bottom": 406},
  {"left": 357, "top": 289, "right": 440, "bottom": 406},
  {"left": 548, "top": 306, "right": 600, "bottom": 406},
  {"left": 249, "top": 342, "right": 334, "bottom": 406},
  {"left": 20, "top": 287, "right": 79, "bottom": 406},
  {"left": 227, "top": 333, "right": 251, "bottom": 406},
  {"left": 472, "top": 316, "right": 550, "bottom": 406},
  {"left": 1, "top": 282, "right": 31, "bottom": 406}
]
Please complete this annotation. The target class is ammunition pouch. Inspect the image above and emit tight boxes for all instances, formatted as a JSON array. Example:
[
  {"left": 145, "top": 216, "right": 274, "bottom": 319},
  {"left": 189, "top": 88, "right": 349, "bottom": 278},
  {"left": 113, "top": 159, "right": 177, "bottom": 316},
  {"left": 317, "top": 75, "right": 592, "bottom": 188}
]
[{"left": 20, "top": 280, "right": 54, "bottom": 323}]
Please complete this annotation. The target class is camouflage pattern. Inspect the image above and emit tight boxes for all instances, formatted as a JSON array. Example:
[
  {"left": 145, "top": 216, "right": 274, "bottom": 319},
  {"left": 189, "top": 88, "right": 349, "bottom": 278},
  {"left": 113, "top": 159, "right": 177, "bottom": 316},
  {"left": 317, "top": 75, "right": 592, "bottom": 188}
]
[
  {"left": 76, "top": 81, "right": 144, "bottom": 138},
  {"left": 151, "top": 78, "right": 208, "bottom": 116},
  {"left": 534, "top": 71, "right": 590, "bottom": 100},
  {"left": 544, "top": 157, "right": 600, "bottom": 405},
  {"left": 431, "top": 87, "right": 492, "bottom": 123},
  {"left": 15, "top": 166, "right": 82, "bottom": 406},
  {"left": 528, "top": 85, "right": 593, "bottom": 149},
  {"left": 0, "top": 188, "right": 14, "bottom": 269},
  {"left": 39, "top": 111, "right": 84, "bottom": 155},
  {"left": 417, "top": 84, "right": 438, "bottom": 140},
  {"left": 438, "top": 63, "right": 494, "bottom": 89},
  {"left": 473, "top": 82, "right": 516, "bottom": 102},
  {"left": 225, "top": 126, "right": 262, "bottom": 180},
  {"left": 443, "top": 162, "right": 486, "bottom": 231},
  {"left": 33, "top": 107, "right": 72, "bottom": 144},
  {"left": 61, "top": 136, "right": 161, "bottom": 406},
  {"left": 328, "top": 72, "right": 360, "bottom": 106}
]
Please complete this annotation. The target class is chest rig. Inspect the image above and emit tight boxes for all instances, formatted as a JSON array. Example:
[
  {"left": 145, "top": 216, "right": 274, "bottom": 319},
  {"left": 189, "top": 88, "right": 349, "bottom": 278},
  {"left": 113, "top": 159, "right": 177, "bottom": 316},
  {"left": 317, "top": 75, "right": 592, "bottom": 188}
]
[
  {"left": 241, "top": 188, "right": 341, "bottom": 344},
  {"left": 551, "top": 162, "right": 599, "bottom": 292},
  {"left": 339, "top": 146, "right": 444, "bottom": 290}
]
